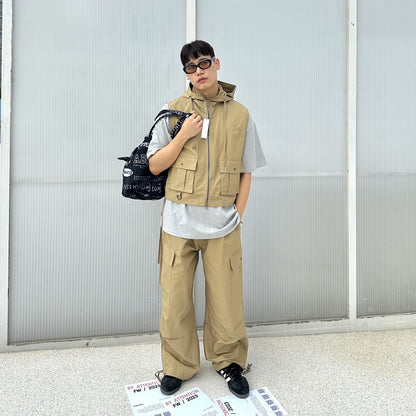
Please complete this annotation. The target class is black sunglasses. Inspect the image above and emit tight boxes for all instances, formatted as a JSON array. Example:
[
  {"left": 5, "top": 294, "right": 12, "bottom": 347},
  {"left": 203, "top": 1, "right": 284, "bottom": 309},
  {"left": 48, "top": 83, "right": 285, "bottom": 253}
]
[{"left": 183, "top": 57, "right": 215, "bottom": 74}]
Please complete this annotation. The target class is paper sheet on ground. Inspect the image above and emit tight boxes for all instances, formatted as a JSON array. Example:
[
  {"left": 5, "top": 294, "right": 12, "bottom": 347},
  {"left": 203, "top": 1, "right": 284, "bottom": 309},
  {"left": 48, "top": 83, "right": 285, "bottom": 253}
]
[
  {"left": 215, "top": 387, "right": 288, "bottom": 416},
  {"left": 125, "top": 380, "right": 220, "bottom": 415},
  {"left": 125, "top": 380, "right": 165, "bottom": 414}
]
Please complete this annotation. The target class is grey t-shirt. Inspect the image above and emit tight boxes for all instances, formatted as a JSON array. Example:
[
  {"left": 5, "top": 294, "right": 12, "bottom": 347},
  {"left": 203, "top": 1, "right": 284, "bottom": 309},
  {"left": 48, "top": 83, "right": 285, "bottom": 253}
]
[{"left": 147, "top": 104, "right": 266, "bottom": 239}]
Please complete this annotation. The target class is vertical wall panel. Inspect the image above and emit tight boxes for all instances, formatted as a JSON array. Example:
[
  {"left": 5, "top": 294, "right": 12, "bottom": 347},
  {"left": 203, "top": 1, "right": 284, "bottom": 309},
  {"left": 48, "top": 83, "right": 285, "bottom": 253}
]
[
  {"left": 195, "top": 0, "right": 348, "bottom": 323},
  {"left": 9, "top": 0, "right": 186, "bottom": 342},
  {"left": 357, "top": 1, "right": 416, "bottom": 316}
]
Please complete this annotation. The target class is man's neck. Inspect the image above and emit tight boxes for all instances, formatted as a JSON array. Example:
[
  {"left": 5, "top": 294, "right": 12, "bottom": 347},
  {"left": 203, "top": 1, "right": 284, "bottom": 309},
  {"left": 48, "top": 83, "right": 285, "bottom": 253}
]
[{"left": 192, "top": 82, "right": 219, "bottom": 100}]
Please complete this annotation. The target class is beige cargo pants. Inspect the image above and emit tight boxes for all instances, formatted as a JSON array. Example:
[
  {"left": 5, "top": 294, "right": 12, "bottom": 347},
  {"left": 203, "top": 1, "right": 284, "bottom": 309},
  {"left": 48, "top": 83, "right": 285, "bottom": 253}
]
[{"left": 159, "top": 224, "right": 248, "bottom": 380}]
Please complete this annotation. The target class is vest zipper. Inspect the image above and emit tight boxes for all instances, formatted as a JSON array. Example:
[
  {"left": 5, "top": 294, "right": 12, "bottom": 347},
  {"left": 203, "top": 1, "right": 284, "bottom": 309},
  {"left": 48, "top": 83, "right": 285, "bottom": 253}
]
[{"left": 205, "top": 101, "right": 210, "bottom": 206}]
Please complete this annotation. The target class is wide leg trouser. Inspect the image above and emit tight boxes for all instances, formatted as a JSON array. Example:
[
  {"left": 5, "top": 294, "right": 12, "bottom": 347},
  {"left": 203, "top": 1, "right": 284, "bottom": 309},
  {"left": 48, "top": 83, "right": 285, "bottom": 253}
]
[{"left": 159, "top": 225, "right": 248, "bottom": 380}]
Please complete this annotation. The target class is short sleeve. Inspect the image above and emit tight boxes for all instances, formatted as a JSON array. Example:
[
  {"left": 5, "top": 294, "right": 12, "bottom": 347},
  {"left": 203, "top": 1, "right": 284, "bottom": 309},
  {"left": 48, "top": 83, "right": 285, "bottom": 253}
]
[
  {"left": 146, "top": 104, "right": 173, "bottom": 159},
  {"left": 242, "top": 114, "right": 267, "bottom": 173}
]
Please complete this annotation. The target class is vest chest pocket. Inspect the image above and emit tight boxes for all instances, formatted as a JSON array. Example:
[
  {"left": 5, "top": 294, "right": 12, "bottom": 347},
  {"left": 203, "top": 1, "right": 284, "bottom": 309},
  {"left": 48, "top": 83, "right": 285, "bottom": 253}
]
[
  {"left": 168, "top": 158, "right": 198, "bottom": 194},
  {"left": 220, "top": 161, "right": 244, "bottom": 196}
]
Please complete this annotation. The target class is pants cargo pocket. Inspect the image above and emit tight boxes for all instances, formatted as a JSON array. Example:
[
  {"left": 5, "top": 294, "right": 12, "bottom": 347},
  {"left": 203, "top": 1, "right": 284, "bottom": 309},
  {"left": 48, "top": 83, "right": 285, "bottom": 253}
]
[
  {"left": 159, "top": 240, "right": 175, "bottom": 305},
  {"left": 229, "top": 249, "right": 242, "bottom": 272},
  {"left": 229, "top": 248, "right": 243, "bottom": 311}
]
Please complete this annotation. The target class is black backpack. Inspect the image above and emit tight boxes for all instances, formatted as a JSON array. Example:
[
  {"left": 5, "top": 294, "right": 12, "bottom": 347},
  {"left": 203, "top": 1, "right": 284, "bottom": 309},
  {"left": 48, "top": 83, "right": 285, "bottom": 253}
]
[{"left": 118, "top": 110, "right": 191, "bottom": 200}]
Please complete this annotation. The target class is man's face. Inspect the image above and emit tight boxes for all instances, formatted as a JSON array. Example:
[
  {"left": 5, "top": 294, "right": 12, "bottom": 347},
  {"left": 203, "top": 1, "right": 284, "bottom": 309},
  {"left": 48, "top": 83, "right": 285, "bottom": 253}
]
[{"left": 184, "top": 55, "right": 220, "bottom": 99}]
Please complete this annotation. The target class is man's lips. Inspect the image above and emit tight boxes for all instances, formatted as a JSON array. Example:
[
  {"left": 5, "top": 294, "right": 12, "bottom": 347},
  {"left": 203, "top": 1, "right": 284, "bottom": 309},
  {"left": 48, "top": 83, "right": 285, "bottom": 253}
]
[{"left": 198, "top": 77, "right": 207, "bottom": 83}]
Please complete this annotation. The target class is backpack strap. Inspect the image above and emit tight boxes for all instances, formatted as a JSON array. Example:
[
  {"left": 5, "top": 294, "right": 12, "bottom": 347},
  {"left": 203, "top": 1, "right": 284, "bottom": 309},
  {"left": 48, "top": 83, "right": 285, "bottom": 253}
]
[
  {"left": 149, "top": 110, "right": 191, "bottom": 139},
  {"left": 155, "top": 109, "right": 191, "bottom": 120}
]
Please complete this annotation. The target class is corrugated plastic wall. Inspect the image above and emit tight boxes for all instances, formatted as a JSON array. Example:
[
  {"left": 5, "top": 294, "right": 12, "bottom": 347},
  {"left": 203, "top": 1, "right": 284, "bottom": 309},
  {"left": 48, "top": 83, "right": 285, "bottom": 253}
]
[
  {"left": 6, "top": 0, "right": 416, "bottom": 343},
  {"left": 8, "top": 0, "right": 186, "bottom": 342},
  {"left": 196, "top": 0, "right": 349, "bottom": 322},
  {"left": 356, "top": 0, "right": 416, "bottom": 316}
]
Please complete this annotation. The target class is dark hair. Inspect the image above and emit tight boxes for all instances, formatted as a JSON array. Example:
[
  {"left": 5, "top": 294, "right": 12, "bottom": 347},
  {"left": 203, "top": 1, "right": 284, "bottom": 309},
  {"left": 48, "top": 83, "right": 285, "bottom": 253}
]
[{"left": 180, "top": 40, "right": 215, "bottom": 66}]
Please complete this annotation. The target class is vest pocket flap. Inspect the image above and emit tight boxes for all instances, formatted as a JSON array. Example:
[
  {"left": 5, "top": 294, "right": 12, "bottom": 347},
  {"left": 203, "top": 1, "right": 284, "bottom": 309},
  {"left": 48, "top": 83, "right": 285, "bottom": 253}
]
[
  {"left": 173, "top": 159, "right": 197, "bottom": 171},
  {"left": 168, "top": 158, "right": 197, "bottom": 194},
  {"left": 220, "top": 161, "right": 243, "bottom": 196},
  {"left": 220, "top": 160, "right": 244, "bottom": 173},
  {"left": 229, "top": 249, "right": 243, "bottom": 272}
]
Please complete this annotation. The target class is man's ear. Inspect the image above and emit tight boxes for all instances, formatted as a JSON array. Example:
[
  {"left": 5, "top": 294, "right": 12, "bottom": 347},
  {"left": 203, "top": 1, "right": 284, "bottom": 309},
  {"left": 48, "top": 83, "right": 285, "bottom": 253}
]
[{"left": 215, "top": 58, "right": 221, "bottom": 70}]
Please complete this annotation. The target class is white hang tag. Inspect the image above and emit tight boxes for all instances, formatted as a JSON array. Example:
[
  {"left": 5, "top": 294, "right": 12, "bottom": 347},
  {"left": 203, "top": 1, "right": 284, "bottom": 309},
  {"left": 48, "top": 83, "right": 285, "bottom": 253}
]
[{"left": 201, "top": 118, "right": 210, "bottom": 139}]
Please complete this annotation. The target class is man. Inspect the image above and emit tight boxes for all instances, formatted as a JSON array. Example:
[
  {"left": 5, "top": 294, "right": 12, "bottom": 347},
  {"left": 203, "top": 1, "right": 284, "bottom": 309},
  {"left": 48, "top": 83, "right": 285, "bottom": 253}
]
[{"left": 148, "top": 40, "right": 266, "bottom": 398}]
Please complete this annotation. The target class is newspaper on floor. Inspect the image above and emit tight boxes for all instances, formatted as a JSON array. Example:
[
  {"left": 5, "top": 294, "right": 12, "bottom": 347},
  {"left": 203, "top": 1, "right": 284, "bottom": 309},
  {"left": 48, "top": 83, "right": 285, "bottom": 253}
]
[
  {"left": 215, "top": 387, "right": 288, "bottom": 416},
  {"left": 125, "top": 380, "right": 220, "bottom": 416}
]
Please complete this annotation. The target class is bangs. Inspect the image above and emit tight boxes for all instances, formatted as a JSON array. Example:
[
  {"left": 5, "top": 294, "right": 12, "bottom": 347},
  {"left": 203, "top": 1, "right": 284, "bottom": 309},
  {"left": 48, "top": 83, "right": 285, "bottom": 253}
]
[{"left": 180, "top": 40, "right": 215, "bottom": 66}]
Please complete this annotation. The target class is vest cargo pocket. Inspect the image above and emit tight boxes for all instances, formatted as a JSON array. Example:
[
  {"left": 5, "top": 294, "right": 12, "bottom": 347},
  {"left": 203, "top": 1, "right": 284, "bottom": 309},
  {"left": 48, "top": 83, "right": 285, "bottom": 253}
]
[
  {"left": 167, "top": 158, "right": 197, "bottom": 194},
  {"left": 220, "top": 161, "right": 244, "bottom": 196}
]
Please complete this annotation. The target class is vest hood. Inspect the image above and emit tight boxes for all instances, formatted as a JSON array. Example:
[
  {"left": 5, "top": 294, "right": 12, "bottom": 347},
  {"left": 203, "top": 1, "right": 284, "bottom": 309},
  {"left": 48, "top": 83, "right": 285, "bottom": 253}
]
[{"left": 186, "top": 81, "right": 236, "bottom": 103}]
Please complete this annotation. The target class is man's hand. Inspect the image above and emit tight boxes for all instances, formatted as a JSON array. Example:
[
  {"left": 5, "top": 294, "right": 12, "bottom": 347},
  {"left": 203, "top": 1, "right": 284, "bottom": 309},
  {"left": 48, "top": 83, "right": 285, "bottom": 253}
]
[
  {"left": 235, "top": 173, "right": 252, "bottom": 222},
  {"left": 180, "top": 111, "right": 204, "bottom": 141}
]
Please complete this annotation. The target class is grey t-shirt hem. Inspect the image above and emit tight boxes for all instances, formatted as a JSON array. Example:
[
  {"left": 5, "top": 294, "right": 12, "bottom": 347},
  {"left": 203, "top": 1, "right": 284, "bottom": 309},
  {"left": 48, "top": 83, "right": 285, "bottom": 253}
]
[{"left": 162, "top": 200, "right": 241, "bottom": 240}]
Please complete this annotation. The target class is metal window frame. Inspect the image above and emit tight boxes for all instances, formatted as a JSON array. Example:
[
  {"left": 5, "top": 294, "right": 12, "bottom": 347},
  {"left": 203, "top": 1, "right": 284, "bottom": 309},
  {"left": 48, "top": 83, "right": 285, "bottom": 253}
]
[
  {"left": 347, "top": 0, "right": 357, "bottom": 321},
  {"left": 1, "top": 0, "right": 416, "bottom": 353}
]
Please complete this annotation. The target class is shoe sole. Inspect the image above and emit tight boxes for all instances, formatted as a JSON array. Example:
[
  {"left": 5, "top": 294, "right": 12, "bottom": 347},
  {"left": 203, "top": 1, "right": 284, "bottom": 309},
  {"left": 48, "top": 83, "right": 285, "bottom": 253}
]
[
  {"left": 160, "top": 385, "right": 182, "bottom": 395},
  {"left": 228, "top": 387, "right": 249, "bottom": 399}
]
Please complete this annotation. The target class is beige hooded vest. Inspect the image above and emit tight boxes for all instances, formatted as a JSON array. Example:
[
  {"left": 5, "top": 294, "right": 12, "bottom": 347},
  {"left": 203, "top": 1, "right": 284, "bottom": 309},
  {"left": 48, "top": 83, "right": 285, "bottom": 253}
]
[{"left": 165, "top": 81, "right": 249, "bottom": 207}]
